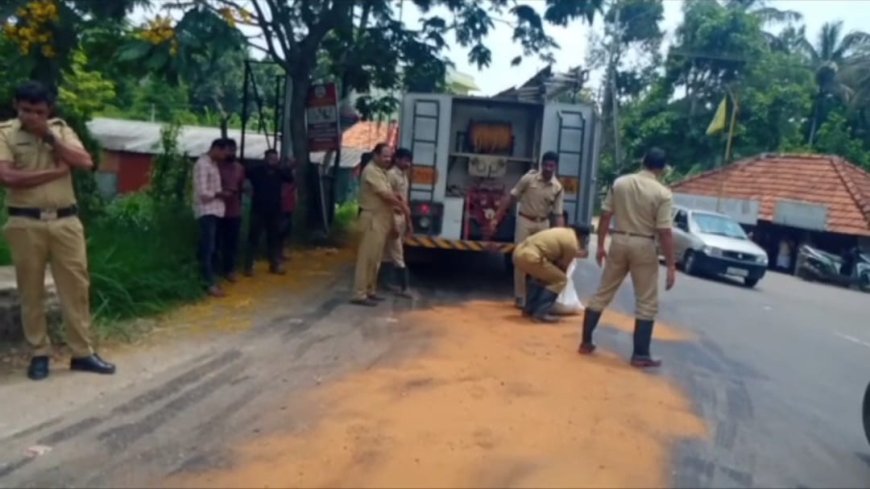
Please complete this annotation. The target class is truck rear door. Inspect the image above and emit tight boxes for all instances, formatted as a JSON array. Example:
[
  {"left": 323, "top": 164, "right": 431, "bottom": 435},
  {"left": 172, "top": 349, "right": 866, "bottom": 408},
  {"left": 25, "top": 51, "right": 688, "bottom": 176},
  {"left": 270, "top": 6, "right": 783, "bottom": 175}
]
[
  {"left": 399, "top": 94, "right": 453, "bottom": 237},
  {"left": 539, "top": 103, "right": 600, "bottom": 228}
]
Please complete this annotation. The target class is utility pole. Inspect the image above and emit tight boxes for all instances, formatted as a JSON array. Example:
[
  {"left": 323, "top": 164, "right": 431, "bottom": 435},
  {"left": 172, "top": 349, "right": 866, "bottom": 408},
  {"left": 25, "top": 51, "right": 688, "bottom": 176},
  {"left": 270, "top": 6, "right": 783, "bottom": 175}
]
[{"left": 607, "top": 0, "right": 623, "bottom": 172}]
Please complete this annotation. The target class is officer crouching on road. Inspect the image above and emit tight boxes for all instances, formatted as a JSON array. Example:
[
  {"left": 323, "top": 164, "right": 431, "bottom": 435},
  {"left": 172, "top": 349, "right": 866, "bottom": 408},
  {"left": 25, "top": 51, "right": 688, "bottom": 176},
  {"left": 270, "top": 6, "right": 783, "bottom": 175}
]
[
  {"left": 513, "top": 225, "right": 590, "bottom": 323},
  {"left": 0, "top": 81, "right": 116, "bottom": 380},
  {"left": 578, "top": 147, "right": 676, "bottom": 368},
  {"left": 489, "top": 151, "right": 565, "bottom": 309}
]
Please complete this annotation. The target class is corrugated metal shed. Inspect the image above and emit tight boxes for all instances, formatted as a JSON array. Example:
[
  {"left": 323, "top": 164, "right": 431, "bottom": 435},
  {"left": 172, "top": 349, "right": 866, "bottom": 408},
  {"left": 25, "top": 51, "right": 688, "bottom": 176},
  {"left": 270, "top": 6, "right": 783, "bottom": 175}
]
[{"left": 86, "top": 117, "right": 361, "bottom": 168}]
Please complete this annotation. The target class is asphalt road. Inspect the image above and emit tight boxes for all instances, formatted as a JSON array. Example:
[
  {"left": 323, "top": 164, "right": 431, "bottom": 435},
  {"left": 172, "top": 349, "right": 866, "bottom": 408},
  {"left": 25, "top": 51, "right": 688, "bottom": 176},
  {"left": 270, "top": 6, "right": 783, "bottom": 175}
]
[
  {"left": 568, "top": 245, "right": 870, "bottom": 488},
  {"left": 1, "top": 244, "right": 869, "bottom": 488},
  {"left": 412, "top": 245, "right": 870, "bottom": 488}
]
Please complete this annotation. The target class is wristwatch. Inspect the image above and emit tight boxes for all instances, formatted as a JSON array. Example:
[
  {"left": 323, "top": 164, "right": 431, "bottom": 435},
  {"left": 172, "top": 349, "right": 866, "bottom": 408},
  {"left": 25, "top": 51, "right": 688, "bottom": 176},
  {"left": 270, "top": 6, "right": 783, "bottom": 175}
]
[{"left": 43, "top": 132, "right": 56, "bottom": 145}]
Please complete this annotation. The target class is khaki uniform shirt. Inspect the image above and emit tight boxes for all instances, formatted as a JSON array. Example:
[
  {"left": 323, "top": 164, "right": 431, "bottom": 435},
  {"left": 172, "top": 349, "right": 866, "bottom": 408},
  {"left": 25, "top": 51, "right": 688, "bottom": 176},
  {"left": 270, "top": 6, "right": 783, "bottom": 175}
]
[
  {"left": 522, "top": 227, "right": 580, "bottom": 265},
  {"left": 386, "top": 166, "right": 409, "bottom": 214},
  {"left": 0, "top": 118, "right": 82, "bottom": 209},
  {"left": 358, "top": 163, "right": 393, "bottom": 217},
  {"left": 510, "top": 170, "right": 564, "bottom": 219},
  {"left": 602, "top": 169, "right": 673, "bottom": 236}
]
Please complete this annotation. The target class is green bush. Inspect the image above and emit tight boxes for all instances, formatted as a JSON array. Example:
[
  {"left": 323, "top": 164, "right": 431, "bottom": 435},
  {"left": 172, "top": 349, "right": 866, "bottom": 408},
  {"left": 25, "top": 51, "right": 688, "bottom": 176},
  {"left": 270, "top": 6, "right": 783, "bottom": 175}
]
[{"left": 88, "top": 197, "right": 203, "bottom": 325}]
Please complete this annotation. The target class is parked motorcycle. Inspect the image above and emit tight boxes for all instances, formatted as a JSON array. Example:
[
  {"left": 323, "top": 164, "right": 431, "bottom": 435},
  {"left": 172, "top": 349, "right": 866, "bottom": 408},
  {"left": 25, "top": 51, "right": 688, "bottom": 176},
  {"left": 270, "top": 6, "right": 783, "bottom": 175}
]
[{"left": 795, "top": 244, "right": 870, "bottom": 292}]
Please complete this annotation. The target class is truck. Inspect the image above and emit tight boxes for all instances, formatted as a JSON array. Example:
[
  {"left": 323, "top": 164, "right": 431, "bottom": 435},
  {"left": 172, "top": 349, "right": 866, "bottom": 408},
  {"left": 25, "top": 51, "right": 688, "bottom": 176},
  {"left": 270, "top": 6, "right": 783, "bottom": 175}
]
[{"left": 397, "top": 90, "right": 602, "bottom": 268}]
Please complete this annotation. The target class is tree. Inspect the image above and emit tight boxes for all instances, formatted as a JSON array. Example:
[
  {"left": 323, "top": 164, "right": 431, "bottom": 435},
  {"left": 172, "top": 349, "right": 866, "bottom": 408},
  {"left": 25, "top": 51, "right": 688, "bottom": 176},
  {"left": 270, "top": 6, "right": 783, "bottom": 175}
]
[
  {"left": 1, "top": 0, "right": 146, "bottom": 86},
  {"left": 795, "top": 21, "right": 870, "bottom": 144},
  {"left": 125, "top": 0, "right": 604, "bottom": 231}
]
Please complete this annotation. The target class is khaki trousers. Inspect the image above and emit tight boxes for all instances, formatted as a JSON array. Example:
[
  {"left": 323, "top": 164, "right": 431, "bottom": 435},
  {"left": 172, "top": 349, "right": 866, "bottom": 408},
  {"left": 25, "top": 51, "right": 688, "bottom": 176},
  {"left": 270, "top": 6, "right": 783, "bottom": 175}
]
[
  {"left": 513, "top": 215, "right": 550, "bottom": 300},
  {"left": 587, "top": 234, "right": 660, "bottom": 320},
  {"left": 383, "top": 213, "right": 406, "bottom": 268},
  {"left": 352, "top": 210, "right": 392, "bottom": 300},
  {"left": 3, "top": 216, "right": 94, "bottom": 357},
  {"left": 513, "top": 244, "right": 567, "bottom": 294}
]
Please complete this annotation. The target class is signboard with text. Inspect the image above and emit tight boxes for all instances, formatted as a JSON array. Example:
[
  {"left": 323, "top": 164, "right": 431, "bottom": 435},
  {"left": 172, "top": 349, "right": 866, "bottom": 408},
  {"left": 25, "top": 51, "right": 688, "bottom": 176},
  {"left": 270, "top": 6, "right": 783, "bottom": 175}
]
[
  {"left": 306, "top": 82, "right": 340, "bottom": 152},
  {"left": 773, "top": 200, "right": 828, "bottom": 231}
]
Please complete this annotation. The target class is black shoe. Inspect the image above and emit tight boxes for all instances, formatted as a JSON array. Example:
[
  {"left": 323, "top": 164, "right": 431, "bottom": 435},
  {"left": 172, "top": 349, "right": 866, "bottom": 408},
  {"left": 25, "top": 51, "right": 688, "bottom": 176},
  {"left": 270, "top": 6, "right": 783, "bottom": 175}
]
[
  {"left": 70, "top": 354, "right": 116, "bottom": 375},
  {"left": 522, "top": 278, "right": 542, "bottom": 317},
  {"left": 578, "top": 309, "right": 603, "bottom": 354},
  {"left": 350, "top": 298, "right": 378, "bottom": 307},
  {"left": 631, "top": 319, "right": 661, "bottom": 368},
  {"left": 368, "top": 293, "right": 386, "bottom": 302},
  {"left": 27, "top": 356, "right": 50, "bottom": 381}
]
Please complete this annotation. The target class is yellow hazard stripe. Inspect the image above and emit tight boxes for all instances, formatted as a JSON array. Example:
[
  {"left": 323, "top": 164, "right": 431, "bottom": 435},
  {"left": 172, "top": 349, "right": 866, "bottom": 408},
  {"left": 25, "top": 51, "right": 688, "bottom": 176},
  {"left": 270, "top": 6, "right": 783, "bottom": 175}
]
[{"left": 403, "top": 236, "right": 512, "bottom": 253}]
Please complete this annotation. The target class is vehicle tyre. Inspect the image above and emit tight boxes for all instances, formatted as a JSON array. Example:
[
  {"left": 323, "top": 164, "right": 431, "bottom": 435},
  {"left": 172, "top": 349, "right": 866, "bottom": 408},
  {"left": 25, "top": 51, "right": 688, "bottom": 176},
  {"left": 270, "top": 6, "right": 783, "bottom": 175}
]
[
  {"left": 683, "top": 250, "right": 698, "bottom": 276},
  {"left": 744, "top": 277, "right": 759, "bottom": 288},
  {"left": 863, "top": 382, "right": 870, "bottom": 446}
]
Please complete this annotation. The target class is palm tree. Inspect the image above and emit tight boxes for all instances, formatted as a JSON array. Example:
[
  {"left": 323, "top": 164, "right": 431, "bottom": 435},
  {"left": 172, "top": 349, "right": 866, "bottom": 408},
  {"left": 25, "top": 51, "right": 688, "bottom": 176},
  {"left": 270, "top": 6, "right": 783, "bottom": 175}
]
[
  {"left": 797, "top": 21, "right": 870, "bottom": 144},
  {"left": 724, "top": 0, "right": 802, "bottom": 24}
]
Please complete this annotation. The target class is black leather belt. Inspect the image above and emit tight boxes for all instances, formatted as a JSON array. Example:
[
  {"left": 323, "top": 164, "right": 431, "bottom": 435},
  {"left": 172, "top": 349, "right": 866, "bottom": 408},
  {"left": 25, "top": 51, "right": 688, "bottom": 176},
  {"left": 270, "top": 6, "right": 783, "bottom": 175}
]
[
  {"left": 611, "top": 230, "right": 654, "bottom": 239},
  {"left": 7, "top": 205, "right": 78, "bottom": 221}
]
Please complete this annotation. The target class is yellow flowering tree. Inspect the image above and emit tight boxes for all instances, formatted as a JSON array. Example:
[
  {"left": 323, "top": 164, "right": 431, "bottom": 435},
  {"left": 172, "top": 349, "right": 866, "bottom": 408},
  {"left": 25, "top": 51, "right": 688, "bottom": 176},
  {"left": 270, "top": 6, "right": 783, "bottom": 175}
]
[{"left": 0, "top": 0, "right": 144, "bottom": 85}]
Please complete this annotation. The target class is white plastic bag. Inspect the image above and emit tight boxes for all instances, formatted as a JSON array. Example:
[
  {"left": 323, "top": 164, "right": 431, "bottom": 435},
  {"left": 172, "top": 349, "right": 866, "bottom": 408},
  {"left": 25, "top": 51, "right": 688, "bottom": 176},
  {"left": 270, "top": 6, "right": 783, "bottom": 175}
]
[{"left": 552, "top": 260, "right": 584, "bottom": 316}]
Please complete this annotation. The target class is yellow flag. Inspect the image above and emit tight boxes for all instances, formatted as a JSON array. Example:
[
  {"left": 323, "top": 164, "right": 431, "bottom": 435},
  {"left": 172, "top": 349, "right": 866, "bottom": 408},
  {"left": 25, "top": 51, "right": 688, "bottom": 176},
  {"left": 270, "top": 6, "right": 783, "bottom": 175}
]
[{"left": 706, "top": 97, "right": 728, "bottom": 136}]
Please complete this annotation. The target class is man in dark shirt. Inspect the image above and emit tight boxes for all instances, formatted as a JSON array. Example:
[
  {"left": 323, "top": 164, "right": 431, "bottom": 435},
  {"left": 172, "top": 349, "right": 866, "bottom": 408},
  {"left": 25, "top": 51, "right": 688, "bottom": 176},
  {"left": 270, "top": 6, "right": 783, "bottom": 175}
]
[
  {"left": 244, "top": 149, "right": 294, "bottom": 276},
  {"left": 215, "top": 139, "right": 245, "bottom": 281}
]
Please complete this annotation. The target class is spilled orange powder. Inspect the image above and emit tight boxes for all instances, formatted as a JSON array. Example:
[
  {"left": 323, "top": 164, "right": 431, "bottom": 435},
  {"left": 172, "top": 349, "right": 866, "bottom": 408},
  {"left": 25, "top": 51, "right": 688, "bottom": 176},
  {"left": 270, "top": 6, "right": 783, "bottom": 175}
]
[
  {"left": 169, "top": 300, "right": 707, "bottom": 489},
  {"left": 151, "top": 246, "right": 355, "bottom": 338}
]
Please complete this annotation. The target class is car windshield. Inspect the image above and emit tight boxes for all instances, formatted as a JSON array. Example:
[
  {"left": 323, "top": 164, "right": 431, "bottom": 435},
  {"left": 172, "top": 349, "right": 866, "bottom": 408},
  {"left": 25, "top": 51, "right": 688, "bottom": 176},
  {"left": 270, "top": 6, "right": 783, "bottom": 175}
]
[{"left": 691, "top": 213, "right": 748, "bottom": 240}]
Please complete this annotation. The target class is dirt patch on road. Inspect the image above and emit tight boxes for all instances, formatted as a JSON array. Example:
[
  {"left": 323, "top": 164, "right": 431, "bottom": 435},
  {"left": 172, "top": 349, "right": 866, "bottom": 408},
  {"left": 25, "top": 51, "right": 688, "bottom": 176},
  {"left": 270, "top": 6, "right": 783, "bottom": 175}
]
[{"left": 171, "top": 300, "right": 706, "bottom": 488}]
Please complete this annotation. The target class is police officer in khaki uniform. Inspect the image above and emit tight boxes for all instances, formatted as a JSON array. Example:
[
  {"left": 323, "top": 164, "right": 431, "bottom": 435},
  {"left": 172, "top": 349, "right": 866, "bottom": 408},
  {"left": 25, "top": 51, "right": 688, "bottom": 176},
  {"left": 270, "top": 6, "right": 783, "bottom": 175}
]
[
  {"left": 578, "top": 148, "right": 676, "bottom": 368},
  {"left": 0, "top": 81, "right": 115, "bottom": 380},
  {"left": 381, "top": 147, "right": 414, "bottom": 298},
  {"left": 351, "top": 143, "right": 401, "bottom": 307},
  {"left": 490, "top": 151, "right": 565, "bottom": 308},
  {"left": 513, "top": 225, "right": 590, "bottom": 323}
]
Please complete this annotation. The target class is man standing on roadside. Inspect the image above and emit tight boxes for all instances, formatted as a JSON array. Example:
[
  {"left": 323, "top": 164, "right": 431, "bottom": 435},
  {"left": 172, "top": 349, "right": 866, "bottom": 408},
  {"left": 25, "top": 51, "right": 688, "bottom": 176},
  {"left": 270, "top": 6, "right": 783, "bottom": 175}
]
[
  {"left": 194, "top": 139, "right": 230, "bottom": 298},
  {"left": 216, "top": 139, "right": 245, "bottom": 282},
  {"left": 245, "top": 149, "right": 294, "bottom": 276},
  {"left": 351, "top": 143, "right": 402, "bottom": 306},
  {"left": 279, "top": 157, "right": 297, "bottom": 261},
  {"left": 489, "top": 151, "right": 565, "bottom": 309},
  {"left": 382, "top": 147, "right": 414, "bottom": 298},
  {"left": 578, "top": 148, "right": 676, "bottom": 368},
  {"left": 0, "top": 81, "right": 116, "bottom": 380}
]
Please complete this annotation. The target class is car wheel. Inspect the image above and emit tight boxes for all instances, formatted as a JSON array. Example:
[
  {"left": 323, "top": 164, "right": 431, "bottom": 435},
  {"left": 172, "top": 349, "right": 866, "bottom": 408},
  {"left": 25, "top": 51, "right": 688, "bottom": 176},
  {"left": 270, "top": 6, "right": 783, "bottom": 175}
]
[
  {"left": 744, "top": 277, "right": 759, "bottom": 288},
  {"left": 683, "top": 250, "right": 698, "bottom": 276}
]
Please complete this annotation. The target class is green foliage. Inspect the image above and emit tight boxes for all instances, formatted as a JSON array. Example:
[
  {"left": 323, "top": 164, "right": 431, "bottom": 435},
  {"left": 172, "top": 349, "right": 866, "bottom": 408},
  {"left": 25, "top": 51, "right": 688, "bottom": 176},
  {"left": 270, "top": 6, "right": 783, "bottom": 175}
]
[
  {"left": 87, "top": 121, "right": 203, "bottom": 324},
  {"left": 57, "top": 50, "right": 116, "bottom": 120}
]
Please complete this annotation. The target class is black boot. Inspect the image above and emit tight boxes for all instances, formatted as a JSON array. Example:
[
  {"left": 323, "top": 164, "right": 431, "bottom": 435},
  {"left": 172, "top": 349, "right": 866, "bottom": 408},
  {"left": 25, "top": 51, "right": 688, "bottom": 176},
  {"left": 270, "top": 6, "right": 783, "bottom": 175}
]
[
  {"left": 578, "top": 309, "right": 602, "bottom": 354},
  {"left": 378, "top": 262, "right": 394, "bottom": 291},
  {"left": 522, "top": 277, "right": 542, "bottom": 317},
  {"left": 530, "top": 287, "right": 560, "bottom": 324},
  {"left": 630, "top": 319, "right": 662, "bottom": 368},
  {"left": 70, "top": 354, "right": 116, "bottom": 375},
  {"left": 395, "top": 266, "right": 413, "bottom": 298},
  {"left": 27, "top": 356, "right": 50, "bottom": 381}
]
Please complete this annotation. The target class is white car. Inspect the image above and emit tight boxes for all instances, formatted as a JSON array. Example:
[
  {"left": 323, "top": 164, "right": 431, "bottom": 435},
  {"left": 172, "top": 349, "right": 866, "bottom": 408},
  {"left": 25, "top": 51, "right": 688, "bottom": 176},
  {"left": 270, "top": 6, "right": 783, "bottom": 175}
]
[{"left": 669, "top": 205, "right": 769, "bottom": 288}]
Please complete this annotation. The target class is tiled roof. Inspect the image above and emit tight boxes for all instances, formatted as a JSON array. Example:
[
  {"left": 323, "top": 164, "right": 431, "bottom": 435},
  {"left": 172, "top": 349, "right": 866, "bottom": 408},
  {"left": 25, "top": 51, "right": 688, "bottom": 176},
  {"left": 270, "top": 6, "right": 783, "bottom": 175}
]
[
  {"left": 341, "top": 120, "right": 397, "bottom": 151},
  {"left": 671, "top": 153, "right": 870, "bottom": 236}
]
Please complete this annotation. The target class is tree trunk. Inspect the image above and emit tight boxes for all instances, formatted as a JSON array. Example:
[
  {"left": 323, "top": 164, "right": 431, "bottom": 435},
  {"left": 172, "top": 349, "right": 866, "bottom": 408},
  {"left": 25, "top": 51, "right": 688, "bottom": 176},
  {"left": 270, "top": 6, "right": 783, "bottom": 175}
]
[{"left": 288, "top": 71, "right": 323, "bottom": 237}]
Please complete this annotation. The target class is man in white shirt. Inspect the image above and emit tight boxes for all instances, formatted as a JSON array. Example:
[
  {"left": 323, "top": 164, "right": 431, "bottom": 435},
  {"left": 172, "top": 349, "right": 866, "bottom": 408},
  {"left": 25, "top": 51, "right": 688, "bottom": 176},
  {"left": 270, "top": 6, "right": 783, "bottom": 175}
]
[{"left": 193, "top": 139, "right": 231, "bottom": 297}]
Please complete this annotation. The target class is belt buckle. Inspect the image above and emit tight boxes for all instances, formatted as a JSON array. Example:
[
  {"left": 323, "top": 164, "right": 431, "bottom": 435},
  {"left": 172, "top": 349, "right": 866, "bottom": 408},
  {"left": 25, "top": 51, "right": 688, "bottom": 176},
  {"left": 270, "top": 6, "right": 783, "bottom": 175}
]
[{"left": 40, "top": 209, "right": 57, "bottom": 221}]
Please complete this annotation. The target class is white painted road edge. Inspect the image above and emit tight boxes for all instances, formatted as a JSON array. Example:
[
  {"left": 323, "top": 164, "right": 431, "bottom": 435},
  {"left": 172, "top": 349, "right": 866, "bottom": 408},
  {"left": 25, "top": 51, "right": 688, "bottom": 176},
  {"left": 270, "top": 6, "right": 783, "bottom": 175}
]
[{"left": 835, "top": 332, "right": 870, "bottom": 349}]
